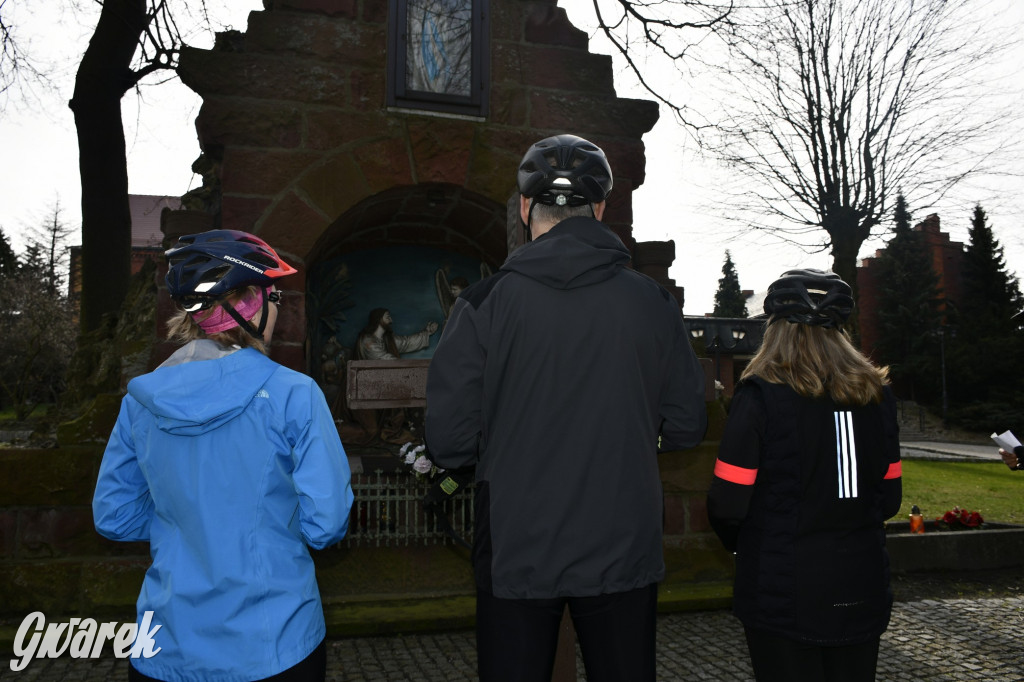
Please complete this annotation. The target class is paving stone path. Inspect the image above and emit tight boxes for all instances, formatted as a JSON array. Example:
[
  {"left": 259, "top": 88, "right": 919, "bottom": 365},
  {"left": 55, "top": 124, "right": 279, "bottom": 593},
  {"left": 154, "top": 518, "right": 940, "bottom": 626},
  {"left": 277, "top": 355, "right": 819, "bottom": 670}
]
[{"left": 3, "top": 597, "right": 1022, "bottom": 681}]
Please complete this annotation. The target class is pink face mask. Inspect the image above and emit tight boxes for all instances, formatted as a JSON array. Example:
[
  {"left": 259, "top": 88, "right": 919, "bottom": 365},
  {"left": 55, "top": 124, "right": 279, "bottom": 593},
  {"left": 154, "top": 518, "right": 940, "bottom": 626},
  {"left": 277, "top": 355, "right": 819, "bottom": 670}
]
[{"left": 194, "top": 288, "right": 269, "bottom": 334}]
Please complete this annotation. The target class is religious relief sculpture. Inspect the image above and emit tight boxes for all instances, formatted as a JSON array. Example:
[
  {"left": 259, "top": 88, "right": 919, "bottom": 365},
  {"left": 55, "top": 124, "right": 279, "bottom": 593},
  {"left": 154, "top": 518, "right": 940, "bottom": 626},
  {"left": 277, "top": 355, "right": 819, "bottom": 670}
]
[
  {"left": 306, "top": 246, "right": 494, "bottom": 450},
  {"left": 355, "top": 308, "right": 438, "bottom": 360},
  {"left": 341, "top": 308, "right": 440, "bottom": 447},
  {"left": 435, "top": 262, "right": 492, "bottom": 320},
  {"left": 318, "top": 335, "right": 350, "bottom": 412}
]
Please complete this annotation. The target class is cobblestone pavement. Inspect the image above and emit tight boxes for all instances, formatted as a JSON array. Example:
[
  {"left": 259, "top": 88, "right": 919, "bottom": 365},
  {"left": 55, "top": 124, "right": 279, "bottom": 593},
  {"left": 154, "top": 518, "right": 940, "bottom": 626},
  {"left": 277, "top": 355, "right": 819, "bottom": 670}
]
[{"left": 3, "top": 597, "right": 1022, "bottom": 681}]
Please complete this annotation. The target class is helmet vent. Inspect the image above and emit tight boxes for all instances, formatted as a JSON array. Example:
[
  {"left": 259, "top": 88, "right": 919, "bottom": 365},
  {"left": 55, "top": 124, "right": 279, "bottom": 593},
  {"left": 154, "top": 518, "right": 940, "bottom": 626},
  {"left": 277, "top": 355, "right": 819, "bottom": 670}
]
[{"left": 249, "top": 253, "right": 277, "bottom": 268}]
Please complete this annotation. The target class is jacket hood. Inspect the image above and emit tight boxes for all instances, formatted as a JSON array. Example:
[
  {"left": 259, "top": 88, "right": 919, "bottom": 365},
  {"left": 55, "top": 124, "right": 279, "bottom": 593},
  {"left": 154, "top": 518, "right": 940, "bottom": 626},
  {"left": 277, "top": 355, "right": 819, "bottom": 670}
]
[
  {"left": 501, "top": 216, "right": 630, "bottom": 289},
  {"left": 127, "top": 340, "right": 278, "bottom": 436}
]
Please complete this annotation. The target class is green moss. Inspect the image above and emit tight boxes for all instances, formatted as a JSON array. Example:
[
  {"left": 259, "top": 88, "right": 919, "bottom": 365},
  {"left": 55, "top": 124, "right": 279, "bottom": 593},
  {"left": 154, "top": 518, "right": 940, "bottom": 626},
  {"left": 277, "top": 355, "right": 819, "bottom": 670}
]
[
  {"left": 0, "top": 562, "right": 82, "bottom": 617},
  {"left": 56, "top": 394, "right": 122, "bottom": 447},
  {"left": 324, "top": 594, "right": 476, "bottom": 637},
  {"left": 664, "top": 537, "right": 735, "bottom": 583},
  {"left": 80, "top": 559, "right": 150, "bottom": 612},
  {"left": 658, "top": 580, "right": 733, "bottom": 613},
  {"left": 314, "top": 545, "right": 475, "bottom": 598},
  {"left": 0, "top": 448, "right": 100, "bottom": 506}
]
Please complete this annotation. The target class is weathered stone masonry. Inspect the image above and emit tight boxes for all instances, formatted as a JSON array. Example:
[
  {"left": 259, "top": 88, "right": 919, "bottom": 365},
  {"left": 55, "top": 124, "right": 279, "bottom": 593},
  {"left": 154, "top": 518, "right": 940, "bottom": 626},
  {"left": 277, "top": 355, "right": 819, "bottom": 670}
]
[{"left": 163, "top": 0, "right": 662, "bottom": 372}]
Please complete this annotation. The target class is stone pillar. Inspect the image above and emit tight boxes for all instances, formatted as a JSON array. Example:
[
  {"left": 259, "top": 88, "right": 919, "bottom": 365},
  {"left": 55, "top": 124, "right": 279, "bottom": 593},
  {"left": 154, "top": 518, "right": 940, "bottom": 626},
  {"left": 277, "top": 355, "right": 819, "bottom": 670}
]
[{"left": 634, "top": 240, "right": 683, "bottom": 308}]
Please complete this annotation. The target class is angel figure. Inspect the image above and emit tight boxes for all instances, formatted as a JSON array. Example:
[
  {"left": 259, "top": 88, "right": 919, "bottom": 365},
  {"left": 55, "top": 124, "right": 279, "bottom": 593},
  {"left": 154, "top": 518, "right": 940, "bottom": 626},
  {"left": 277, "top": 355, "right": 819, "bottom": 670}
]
[{"left": 436, "top": 262, "right": 493, "bottom": 319}]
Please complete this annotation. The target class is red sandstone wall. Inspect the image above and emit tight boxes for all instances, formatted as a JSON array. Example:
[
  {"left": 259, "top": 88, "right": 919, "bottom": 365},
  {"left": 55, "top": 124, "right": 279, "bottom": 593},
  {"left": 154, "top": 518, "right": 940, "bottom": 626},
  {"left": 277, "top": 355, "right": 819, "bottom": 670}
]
[{"left": 176, "top": 0, "right": 660, "bottom": 372}]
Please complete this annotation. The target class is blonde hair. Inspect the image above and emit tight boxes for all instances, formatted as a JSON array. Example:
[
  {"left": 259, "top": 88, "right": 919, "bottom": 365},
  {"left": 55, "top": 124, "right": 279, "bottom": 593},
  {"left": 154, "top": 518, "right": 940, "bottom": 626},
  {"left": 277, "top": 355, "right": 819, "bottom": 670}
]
[
  {"left": 166, "top": 285, "right": 268, "bottom": 355},
  {"left": 741, "top": 320, "right": 889, "bottom": 406}
]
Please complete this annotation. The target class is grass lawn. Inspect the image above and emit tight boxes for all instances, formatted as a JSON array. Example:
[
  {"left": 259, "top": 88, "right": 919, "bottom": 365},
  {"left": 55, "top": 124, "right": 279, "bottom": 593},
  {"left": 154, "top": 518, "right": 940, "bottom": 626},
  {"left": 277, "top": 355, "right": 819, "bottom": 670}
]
[{"left": 898, "top": 459, "right": 1024, "bottom": 526}]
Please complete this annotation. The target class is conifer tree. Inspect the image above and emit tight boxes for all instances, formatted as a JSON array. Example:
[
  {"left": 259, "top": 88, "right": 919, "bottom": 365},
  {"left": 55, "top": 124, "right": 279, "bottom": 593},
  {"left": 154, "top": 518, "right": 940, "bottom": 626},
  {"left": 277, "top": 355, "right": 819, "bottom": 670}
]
[
  {"left": 712, "top": 251, "right": 748, "bottom": 318},
  {"left": 962, "top": 204, "right": 1023, "bottom": 335},
  {"left": 946, "top": 204, "right": 1024, "bottom": 418},
  {"left": 0, "top": 228, "right": 17, "bottom": 282},
  {"left": 873, "top": 194, "right": 942, "bottom": 401}
]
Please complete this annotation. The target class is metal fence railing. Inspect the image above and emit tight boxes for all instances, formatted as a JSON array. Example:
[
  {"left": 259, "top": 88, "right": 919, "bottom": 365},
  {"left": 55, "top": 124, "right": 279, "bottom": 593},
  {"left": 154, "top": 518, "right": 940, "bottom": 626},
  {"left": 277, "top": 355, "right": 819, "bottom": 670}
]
[{"left": 339, "top": 470, "right": 474, "bottom": 548}]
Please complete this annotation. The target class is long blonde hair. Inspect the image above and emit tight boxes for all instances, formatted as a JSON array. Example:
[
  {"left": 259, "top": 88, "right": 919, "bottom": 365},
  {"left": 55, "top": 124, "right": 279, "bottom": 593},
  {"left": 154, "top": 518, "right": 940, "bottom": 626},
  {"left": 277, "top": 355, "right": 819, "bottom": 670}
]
[
  {"left": 165, "top": 285, "right": 268, "bottom": 355},
  {"left": 741, "top": 320, "right": 889, "bottom": 406}
]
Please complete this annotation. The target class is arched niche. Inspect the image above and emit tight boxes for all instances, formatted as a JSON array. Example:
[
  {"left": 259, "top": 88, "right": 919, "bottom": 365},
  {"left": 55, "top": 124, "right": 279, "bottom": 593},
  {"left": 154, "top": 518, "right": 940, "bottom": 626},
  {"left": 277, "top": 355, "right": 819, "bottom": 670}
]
[{"left": 305, "top": 182, "right": 506, "bottom": 418}]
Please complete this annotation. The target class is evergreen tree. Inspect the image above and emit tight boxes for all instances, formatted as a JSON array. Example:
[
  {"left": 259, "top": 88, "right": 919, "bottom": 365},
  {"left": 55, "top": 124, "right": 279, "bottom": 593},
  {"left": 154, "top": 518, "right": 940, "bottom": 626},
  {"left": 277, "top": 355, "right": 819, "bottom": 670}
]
[
  {"left": 962, "top": 204, "right": 1023, "bottom": 334},
  {"left": 0, "top": 228, "right": 17, "bottom": 282},
  {"left": 873, "top": 194, "right": 942, "bottom": 401},
  {"left": 712, "top": 251, "right": 748, "bottom": 318},
  {"left": 945, "top": 204, "right": 1024, "bottom": 423}
]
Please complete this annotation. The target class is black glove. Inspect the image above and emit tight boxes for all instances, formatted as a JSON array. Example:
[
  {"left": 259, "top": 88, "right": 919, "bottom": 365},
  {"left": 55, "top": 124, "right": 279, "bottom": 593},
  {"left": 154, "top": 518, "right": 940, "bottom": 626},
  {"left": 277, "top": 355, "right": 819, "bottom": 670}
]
[{"left": 424, "top": 468, "right": 475, "bottom": 507}]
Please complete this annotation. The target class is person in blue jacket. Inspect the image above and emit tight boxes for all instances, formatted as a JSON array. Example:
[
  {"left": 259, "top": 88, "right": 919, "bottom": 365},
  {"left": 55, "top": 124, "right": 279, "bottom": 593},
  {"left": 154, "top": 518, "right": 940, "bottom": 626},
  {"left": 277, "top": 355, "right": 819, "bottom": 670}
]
[
  {"left": 708, "top": 269, "right": 902, "bottom": 682},
  {"left": 93, "top": 230, "right": 353, "bottom": 682}
]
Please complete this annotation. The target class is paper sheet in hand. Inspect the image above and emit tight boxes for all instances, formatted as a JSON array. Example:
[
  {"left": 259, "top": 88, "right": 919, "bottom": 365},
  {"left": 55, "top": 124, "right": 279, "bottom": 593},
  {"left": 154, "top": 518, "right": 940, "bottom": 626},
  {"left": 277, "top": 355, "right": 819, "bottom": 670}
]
[{"left": 991, "top": 430, "right": 1021, "bottom": 451}]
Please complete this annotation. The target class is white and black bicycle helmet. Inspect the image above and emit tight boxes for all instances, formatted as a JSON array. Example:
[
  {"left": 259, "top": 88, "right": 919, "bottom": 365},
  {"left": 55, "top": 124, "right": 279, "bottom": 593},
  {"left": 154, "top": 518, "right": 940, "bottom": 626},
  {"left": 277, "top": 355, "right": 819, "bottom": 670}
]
[{"left": 764, "top": 269, "right": 854, "bottom": 329}]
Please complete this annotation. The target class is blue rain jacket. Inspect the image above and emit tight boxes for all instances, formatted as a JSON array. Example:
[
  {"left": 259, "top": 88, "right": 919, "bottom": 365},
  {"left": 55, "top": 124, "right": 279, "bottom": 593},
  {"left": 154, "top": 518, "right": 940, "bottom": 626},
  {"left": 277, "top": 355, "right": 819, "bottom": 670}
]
[{"left": 93, "top": 340, "right": 353, "bottom": 681}]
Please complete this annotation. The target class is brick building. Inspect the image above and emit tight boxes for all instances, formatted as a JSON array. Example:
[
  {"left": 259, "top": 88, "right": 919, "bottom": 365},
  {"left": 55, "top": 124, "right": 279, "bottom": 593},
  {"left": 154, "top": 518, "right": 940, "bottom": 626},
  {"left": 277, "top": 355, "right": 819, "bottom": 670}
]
[
  {"left": 69, "top": 194, "right": 181, "bottom": 303},
  {"left": 856, "top": 213, "right": 965, "bottom": 360}
]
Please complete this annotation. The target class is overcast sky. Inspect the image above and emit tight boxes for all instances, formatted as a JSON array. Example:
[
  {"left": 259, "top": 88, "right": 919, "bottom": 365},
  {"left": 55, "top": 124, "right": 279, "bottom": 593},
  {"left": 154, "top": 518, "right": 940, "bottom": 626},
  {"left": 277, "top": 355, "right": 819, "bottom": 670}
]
[{"left": 1, "top": 1, "right": 1021, "bottom": 315}]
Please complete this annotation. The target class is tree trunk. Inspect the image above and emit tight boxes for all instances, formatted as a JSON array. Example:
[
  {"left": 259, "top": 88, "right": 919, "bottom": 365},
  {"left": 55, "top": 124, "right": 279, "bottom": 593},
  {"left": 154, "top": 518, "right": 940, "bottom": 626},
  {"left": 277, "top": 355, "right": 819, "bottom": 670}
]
[
  {"left": 69, "top": 0, "right": 148, "bottom": 333},
  {"left": 828, "top": 221, "right": 870, "bottom": 342}
]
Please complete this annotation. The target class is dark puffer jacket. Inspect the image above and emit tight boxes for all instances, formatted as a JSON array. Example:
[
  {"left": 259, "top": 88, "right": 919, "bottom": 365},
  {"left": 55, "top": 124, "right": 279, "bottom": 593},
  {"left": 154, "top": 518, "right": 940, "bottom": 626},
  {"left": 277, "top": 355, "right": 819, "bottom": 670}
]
[
  {"left": 708, "top": 377, "right": 902, "bottom": 644},
  {"left": 425, "top": 216, "right": 707, "bottom": 600}
]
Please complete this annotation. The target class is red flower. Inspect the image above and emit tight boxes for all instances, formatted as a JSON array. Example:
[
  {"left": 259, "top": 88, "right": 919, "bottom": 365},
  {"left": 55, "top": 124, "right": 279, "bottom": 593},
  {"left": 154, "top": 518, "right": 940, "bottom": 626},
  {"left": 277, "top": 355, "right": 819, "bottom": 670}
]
[{"left": 934, "top": 506, "right": 984, "bottom": 530}]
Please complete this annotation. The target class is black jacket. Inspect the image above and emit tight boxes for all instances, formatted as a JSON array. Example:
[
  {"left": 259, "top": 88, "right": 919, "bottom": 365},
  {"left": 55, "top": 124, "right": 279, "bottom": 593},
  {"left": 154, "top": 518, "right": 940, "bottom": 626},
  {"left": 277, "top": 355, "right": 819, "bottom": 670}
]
[
  {"left": 425, "top": 217, "right": 707, "bottom": 599},
  {"left": 708, "top": 377, "right": 902, "bottom": 644}
]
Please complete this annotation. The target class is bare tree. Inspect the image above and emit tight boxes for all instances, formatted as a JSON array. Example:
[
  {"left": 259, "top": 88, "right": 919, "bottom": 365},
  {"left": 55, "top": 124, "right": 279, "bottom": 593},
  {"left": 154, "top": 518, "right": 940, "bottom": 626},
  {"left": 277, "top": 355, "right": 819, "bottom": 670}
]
[
  {"left": 25, "top": 200, "right": 76, "bottom": 296},
  {"left": 0, "top": 0, "right": 57, "bottom": 108},
  {"left": 0, "top": 208, "right": 77, "bottom": 419},
  {"left": 69, "top": 0, "right": 210, "bottom": 333},
  {"left": 587, "top": 0, "right": 736, "bottom": 130},
  {"left": 693, "top": 0, "right": 1016, "bottom": 298}
]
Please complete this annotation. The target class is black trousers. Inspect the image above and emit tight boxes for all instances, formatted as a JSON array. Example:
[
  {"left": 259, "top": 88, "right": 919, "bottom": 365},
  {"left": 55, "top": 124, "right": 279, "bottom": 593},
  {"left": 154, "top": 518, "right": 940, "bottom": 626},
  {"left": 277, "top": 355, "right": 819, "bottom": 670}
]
[
  {"left": 128, "top": 639, "right": 327, "bottom": 682},
  {"left": 744, "top": 627, "right": 881, "bottom": 682},
  {"left": 475, "top": 583, "right": 658, "bottom": 682}
]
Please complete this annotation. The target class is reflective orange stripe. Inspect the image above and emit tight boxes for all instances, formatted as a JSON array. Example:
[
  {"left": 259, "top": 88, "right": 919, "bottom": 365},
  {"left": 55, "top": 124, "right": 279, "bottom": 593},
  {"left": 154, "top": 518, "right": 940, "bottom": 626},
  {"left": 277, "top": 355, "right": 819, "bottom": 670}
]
[
  {"left": 884, "top": 461, "right": 902, "bottom": 480},
  {"left": 714, "top": 459, "right": 757, "bottom": 486}
]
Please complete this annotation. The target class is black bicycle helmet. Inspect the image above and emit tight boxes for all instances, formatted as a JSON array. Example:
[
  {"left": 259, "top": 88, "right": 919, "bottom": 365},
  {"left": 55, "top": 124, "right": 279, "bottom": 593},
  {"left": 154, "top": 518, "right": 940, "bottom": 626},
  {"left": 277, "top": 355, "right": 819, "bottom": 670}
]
[
  {"left": 517, "top": 134, "right": 613, "bottom": 207},
  {"left": 764, "top": 268, "right": 854, "bottom": 329}
]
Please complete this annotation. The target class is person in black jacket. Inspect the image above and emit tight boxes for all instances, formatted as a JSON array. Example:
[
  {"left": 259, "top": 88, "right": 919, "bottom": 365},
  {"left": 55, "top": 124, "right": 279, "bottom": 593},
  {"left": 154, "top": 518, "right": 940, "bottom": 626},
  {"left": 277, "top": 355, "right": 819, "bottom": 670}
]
[
  {"left": 425, "top": 134, "right": 707, "bottom": 682},
  {"left": 708, "top": 269, "right": 902, "bottom": 682}
]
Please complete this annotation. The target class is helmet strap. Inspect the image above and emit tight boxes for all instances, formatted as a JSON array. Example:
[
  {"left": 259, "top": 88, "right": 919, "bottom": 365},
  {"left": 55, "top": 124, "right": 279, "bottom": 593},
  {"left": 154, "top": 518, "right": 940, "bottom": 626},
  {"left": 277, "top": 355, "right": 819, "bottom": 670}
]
[
  {"left": 524, "top": 199, "right": 539, "bottom": 243},
  {"left": 217, "top": 288, "right": 269, "bottom": 341}
]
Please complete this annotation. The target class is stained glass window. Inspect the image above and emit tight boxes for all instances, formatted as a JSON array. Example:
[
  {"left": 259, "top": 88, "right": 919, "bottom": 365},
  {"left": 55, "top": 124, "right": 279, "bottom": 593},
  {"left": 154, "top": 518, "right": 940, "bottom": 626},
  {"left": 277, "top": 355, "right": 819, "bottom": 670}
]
[{"left": 388, "top": 0, "right": 489, "bottom": 117}]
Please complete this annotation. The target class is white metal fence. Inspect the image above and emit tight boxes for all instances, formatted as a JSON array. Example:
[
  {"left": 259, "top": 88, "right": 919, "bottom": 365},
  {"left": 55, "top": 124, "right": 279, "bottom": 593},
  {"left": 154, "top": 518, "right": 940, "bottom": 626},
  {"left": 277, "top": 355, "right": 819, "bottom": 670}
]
[{"left": 340, "top": 470, "right": 474, "bottom": 548}]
